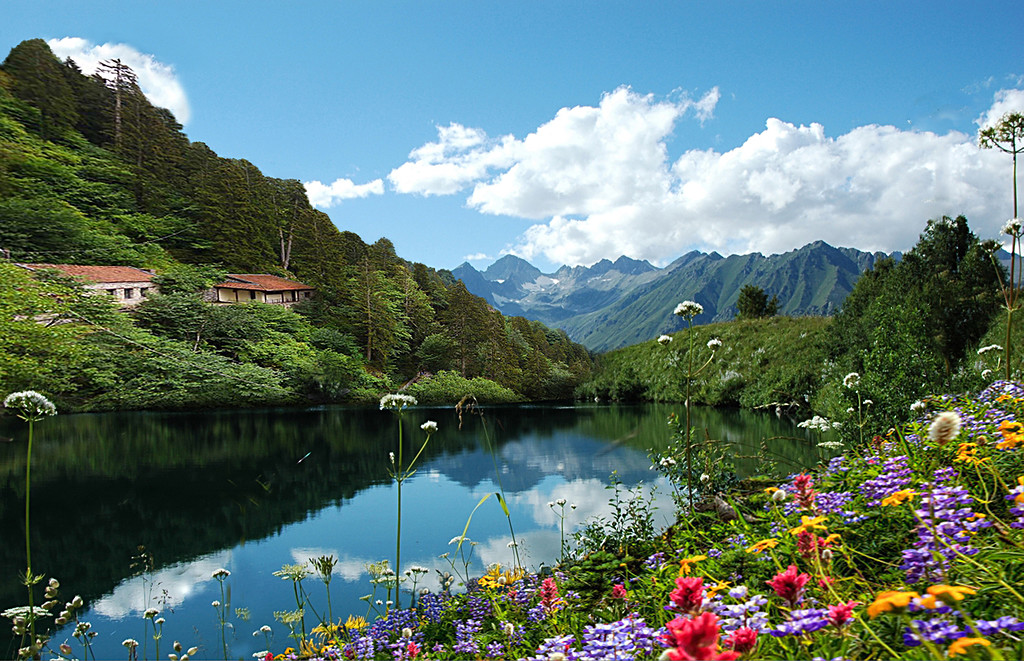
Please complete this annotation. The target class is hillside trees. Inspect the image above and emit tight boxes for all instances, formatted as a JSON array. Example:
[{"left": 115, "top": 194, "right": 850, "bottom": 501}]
[
  {"left": 735, "top": 284, "right": 779, "bottom": 320},
  {"left": 828, "top": 216, "right": 1003, "bottom": 422},
  {"left": 0, "top": 38, "right": 594, "bottom": 406}
]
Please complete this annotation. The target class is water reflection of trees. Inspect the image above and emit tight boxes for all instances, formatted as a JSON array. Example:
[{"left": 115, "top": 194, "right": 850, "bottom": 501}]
[{"left": 0, "top": 403, "right": 820, "bottom": 656}]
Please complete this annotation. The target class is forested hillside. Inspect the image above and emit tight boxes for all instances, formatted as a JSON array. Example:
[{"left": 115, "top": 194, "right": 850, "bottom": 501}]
[{"left": 0, "top": 39, "right": 592, "bottom": 410}]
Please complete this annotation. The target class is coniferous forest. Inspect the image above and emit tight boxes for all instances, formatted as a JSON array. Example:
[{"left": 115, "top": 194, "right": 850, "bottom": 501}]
[{"left": 0, "top": 39, "right": 593, "bottom": 411}]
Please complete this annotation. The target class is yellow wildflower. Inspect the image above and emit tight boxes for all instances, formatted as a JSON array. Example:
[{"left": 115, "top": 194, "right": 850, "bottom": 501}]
[
  {"left": 926, "top": 585, "right": 977, "bottom": 605},
  {"left": 955, "top": 442, "right": 988, "bottom": 465},
  {"left": 881, "top": 489, "right": 917, "bottom": 507},
  {"left": 789, "top": 515, "right": 827, "bottom": 536},
  {"left": 678, "top": 555, "right": 707, "bottom": 576},
  {"left": 822, "top": 533, "right": 842, "bottom": 546},
  {"left": 917, "top": 594, "right": 939, "bottom": 610},
  {"left": 345, "top": 615, "right": 368, "bottom": 630},
  {"left": 705, "top": 579, "right": 732, "bottom": 598},
  {"left": 996, "top": 420, "right": 1023, "bottom": 450},
  {"left": 948, "top": 637, "right": 990, "bottom": 657},
  {"left": 867, "top": 590, "right": 920, "bottom": 618},
  {"left": 746, "top": 538, "right": 779, "bottom": 554},
  {"left": 764, "top": 486, "right": 779, "bottom": 495}
]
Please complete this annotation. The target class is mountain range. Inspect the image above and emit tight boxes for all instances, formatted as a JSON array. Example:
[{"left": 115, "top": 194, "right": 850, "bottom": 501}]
[{"left": 452, "top": 242, "right": 898, "bottom": 352}]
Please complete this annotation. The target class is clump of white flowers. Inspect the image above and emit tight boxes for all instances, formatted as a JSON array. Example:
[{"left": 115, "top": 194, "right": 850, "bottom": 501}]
[
  {"left": 1003, "top": 217, "right": 1023, "bottom": 236},
  {"left": 674, "top": 301, "right": 703, "bottom": 319},
  {"left": 978, "top": 344, "right": 1003, "bottom": 356},
  {"left": 928, "top": 411, "right": 962, "bottom": 446},
  {"left": 798, "top": 415, "right": 839, "bottom": 432},
  {"left": 420, "top": 420, "right": 438, "bottom": 433},
  {"left": 3, "top": 390, "right": 57, "bottom": 421},
  {"left": 658, "top": 334, "right": 673, "bottom": 345},
  {"left": 843, "top": 372, "right": 860, "bottom": 389},
  {"left": 707, "top": 337, "right": 722, "bottom": 350},
  {"left": 379, "top": 394, "right": 417, "bottom": 411}
]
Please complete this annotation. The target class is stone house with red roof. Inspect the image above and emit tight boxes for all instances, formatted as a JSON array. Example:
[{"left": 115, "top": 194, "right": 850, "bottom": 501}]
[
  {"left": 16, "top": 263, "right": 158, "bottom": 308},
  {"left": 207, "top": 274, "right": 315, "bottom": 308}
]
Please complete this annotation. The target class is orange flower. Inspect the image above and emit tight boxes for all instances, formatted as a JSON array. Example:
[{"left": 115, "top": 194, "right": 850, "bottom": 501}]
[
  {"left": 867, "top": 590, "right": 920, "bottom": 618},
  {"left": 948, "top": 637, "right": 990, "bottom": 657},
  {"left": 746, "top": 538, "right": 778, "bottom": 554},
  {"left": 881, "top": 489, "right": 917, "bottom": 507},
  {"left": 677, "top": 555, "right": 707, "bottom": 576},
  {"left": 926, "top": 585, "right": 977, "bottom": 605},
  {"left": 996, "top": 420, "right": 1023, "bottom": 450},
  {"left": 788, "top": 515, "right": 827, "bottom": 536}
]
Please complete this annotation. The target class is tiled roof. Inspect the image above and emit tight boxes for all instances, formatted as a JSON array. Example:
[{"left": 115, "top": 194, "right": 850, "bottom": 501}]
[
  {"left": 17, "top": 263, "right": 156, "bottom": 283},
  {"left": 215, "top": 274, "right": 314, "bottom": 292}
]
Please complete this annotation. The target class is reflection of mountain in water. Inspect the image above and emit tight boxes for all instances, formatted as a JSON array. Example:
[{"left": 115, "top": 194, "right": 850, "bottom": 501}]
[{"left": 0, "top": 403, "right": 820, "bottom": 657}]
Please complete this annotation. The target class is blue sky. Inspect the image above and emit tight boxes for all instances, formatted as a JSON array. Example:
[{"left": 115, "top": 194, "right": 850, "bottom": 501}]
[{"left": 3, "top": 1, "right": 1023, "bottom": 272}]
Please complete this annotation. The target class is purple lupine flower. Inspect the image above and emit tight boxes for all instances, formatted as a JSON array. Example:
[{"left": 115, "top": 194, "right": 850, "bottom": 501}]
[
  {"left": 902, "top": 617, "right": 964, "bottom": 647},
  {"left": 575, "top": 616, "right": 659, "bottom": 660},
  {"left": 523, "top": 634, "right": 576, "bottom": 661},
  {"left": 900, "top": 482, "right": 991, "bottom": 582},
  {"left": 769, "top": 608, "right": 830, "bottom": 637},
  {"left": 859, "top": 455, "right": 913, "bottom": 506},
  {"left": 1006, "top": 480, "right": 1024, "bottom": 529},
  {"left": 453, "top": 618, "right": 482, "bottom": 655}
]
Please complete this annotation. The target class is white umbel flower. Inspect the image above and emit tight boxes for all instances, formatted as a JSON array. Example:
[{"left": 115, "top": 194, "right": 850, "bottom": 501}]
[
  {"left": 379, "top": 394, "right": 418, "bottom": 411},
  {"left": 3, "top": 391, "right": 57, "bottom": 421},
  {"left": 658, "top": 334, "right": 673, "bottom": 345},
  {"left": 420, "top": 420, "right": 438, "bottom": 433},
  {"left": 706, "top": 338, "right": 722, "bottom": 350},
  {"left": 1003, "top": 217, "right": 1023, "bottom": 236},
  {"left": 674, "top": 301, "right": 703, "bottom": 318}
]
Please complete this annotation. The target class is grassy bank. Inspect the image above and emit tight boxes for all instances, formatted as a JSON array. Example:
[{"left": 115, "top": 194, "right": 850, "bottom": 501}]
[{"left": 577, "top": 315, "right": 833, "bottom": 411}]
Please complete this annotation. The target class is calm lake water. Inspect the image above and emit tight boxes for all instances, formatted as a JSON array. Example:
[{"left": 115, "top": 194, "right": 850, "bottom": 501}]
[{"left": 0, "top": 402, "right": 824, "bottom": 659}]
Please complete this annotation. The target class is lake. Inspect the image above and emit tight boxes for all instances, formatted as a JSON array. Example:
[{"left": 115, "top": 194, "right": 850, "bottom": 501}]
[{"left": 0, "top": 402, "right": 824, "bottom": 659}]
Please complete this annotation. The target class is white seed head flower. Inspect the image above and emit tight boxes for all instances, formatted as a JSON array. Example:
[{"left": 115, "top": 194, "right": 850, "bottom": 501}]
[
  {"left": 556, "top": 498, "right": 566, "bottom": 506},
  {"left": 706, "top": 337, "right": 722, "bottom": 350},
  {"left": 211, "top": 568, "right": 231, "bottom": 579},
  {"left": 122, "top": 639, "right": 139, "bottom": 648},
  {"left": 673, "top": 301, "right": 703, "bottom": 319},
  {"left": 143, "top": 608, "right": 159, "bottom": 619},
  {"left": 1002, "top": 217, "right": 1023, "bottom": 236},
  {"left": 657, "top": 334, "right": 673, "bottom": 345},
  {"left": 379, "top": 393, "right": 418, "bottom": 411},
  {"left": 771, "top": 489, "right": 787, "bottom": 502},
  {"left": 211, "top": 600, "right": 221, "bottom": 608},
  {"left": 843, "top": 372, "right": 860, "bottom": 389},
  {"left": 699, "top": 473, "right": 710, "bottom": 483},
  {"left": 928, "top": 411, "right": 962, "bottom": 446},
  {"left": 401, "top": 627, "right": 413, "bottom": 639},
  {"left": 503, "top": 622, "right": 516, "bottom": 637},
  {"left": 3, "top": 391, "right": 57, "bottom": 421},
  {"left": 420, "top": 420, "right": 438, "bottom": 433}
]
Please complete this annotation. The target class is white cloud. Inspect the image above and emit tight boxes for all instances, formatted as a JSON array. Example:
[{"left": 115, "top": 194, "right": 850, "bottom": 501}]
[
  {"left": 976, "top": 88, "right": 1024, "bottom": 129},
  {"left": 304, "top": 177, "right": 385, "bottom": 208},
  {"left": 47, "top": 37, "right": 191, "bottom": 124},
  {"left": 464, "top": 252, "right": 491, "bottom": 261},
  {"left": 390, "top": 86, "right": 1024, "bottom": 266}
]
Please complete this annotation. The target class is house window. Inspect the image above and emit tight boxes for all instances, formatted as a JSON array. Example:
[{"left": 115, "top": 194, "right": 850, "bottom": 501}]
[
  {"left": 304, "top": 291, "right": 311, "bottom": 299},
  {"left": 291, "top": 291, "right": 297, "bottom": 301},
  {"left": 250, "top": 291, "right": 257, "bottom": 300},
  {"left": 124, "top": 288, "right": 134, "bottom": 299},
  {"left": 107, "top": 289, "right": 117, "bottom": 296},
  {"left": 141, "top": 288, "right": 149, "bottom": 297}
]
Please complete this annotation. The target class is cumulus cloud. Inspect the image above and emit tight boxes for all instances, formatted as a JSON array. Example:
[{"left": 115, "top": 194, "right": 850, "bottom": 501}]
[
  {"left": 464, "top": 252, "right": 491, "bottom": 261},
  {"left": 977, "top": 88, "right": 1024, "bottom": 128},
  {"left": 390, "top": 86, "right": 1023, "bottom": 266},
  {"left": 47, "top": 37, "right": 191, "bottom": 124},
  {"left": 304, "top": 177, "right": 385, "bottom": 208}
]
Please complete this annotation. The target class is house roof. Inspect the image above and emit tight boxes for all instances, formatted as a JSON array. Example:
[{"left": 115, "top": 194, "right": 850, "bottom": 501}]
[
  {"left": 17, "top": 263, "right": 156, "bottom": 284},
  {"left": 215, "top": 274, "right": 314, "bottom": 292}
]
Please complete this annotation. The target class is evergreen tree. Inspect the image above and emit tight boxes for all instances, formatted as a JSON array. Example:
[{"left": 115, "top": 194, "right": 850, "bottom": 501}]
[{"left": 2, "top": 39, "right": 78, "bottom": 138}]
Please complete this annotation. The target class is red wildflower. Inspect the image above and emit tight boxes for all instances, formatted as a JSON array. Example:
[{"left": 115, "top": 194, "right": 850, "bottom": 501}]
[
  {"left": 540, "top": 577, "right": 560, "bottom": 611},
  {"left": 611, "top": 583, "right": 628, "bottom": 600},
  {"left": 766, "top": 565, "right": 810, "bottom": 607},
  {"left": 663, "top": 612, "right": 739, "bottom": 660},
  {"left": 827, "top": 600, "right": 859, "bottom": 628},
  {"left": 723, "top": 626, "right": 758, "bottom": 654},
  {"left": 792, "top": 473, "right": 816, "bottom": 511},
  {"left": 669, "top": 576, "right": 705, "bottom": 614},
  {"left": 406, "top": 641, "right": 420, "bottom": 658}
]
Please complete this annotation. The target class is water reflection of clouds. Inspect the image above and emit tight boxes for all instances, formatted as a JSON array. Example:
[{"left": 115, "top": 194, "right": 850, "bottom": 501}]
[
  {"left": 92, "top": 552, "right": 232, "bottom": 618},
  {"left": 289, "top": 547, "right": 365, "bottom": 582}
]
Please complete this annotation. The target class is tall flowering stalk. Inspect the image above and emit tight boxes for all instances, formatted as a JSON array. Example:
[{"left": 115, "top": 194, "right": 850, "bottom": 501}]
[
  {"left": 380, "top": 394, "right": 436, "bottom": 609},
  {"left": 666, "top": 302, "right": 719, "bottom": 510},
  {"left": 995, "top": 218, "right": 1022, "bottom": 379},
  {"left": 4, "top": 391, "right": 57, "bottom": 650}
]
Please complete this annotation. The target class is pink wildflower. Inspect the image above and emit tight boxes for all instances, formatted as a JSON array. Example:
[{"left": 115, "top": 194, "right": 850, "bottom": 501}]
[
  {"left": 540, "top": 577, "right": 560, "bottom": 611},
  {"left": 611, "top": 583, "right": 628, "bottom": 600},
  {"left": 663, "top": 612, "right": 740, "bottom": 660},
  {"left": 766, "top": 565, "right": 810, "bottom": 608},
  {"left": 828, "top": 600, "right": 859, "bottom": 628},
  {"left": 792, "top": 473, "right": 816, "bottom": 511},
  {"left": 669, "top": 576, "right": 705, "bottom": 614},
  {"left": 723, "top": 626, "right": 757, "bottom": 655}
]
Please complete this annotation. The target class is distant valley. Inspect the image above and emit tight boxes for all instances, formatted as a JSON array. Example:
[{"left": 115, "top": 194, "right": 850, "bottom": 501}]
[{"left": 452, "top": 242, "right": 898, "bottom": 352}]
